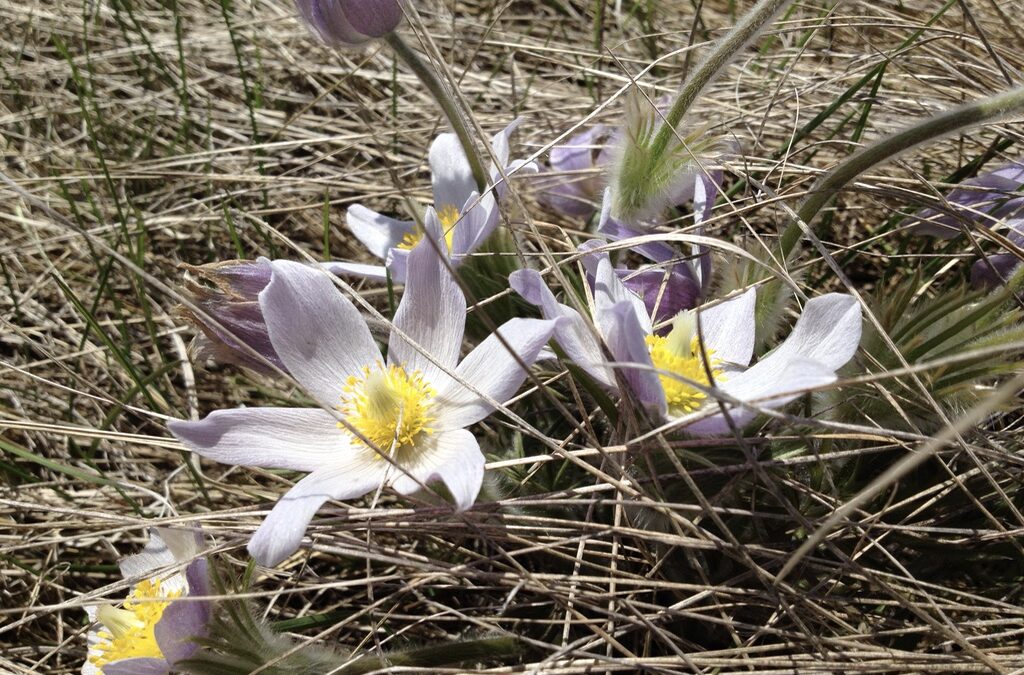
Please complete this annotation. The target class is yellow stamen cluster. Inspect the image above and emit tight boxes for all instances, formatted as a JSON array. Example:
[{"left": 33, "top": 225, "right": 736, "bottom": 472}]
[
  {"left": 398, "top": 204, "right": 460, "bottom": 251},
  {"left": 339, "top": 362, "right": 436, "bottom": 454},
  {"left": 646, "top": 311, "right": 725, "bottom": 415},
  {"left": 89, "top": 577, "right": 182, "bottom": 670}
]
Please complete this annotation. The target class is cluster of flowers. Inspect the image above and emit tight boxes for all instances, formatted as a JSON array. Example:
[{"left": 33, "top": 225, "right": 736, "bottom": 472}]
[{"left": 83, "top": 2, "right": 1024, "bottom": 672}]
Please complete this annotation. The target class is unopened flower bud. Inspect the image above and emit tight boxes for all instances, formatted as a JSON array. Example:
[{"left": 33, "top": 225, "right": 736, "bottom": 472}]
[{"left": 294, "top": 0, "right": 404, "bottom": 47}]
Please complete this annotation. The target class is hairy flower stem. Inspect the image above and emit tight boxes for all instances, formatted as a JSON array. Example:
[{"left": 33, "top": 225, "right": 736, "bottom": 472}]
[
  {"left": 782, "top": 85, "right": 1024, "bottom": 259},
  {"left": 649, "top": 0, "right": 794, "bottom": 161},
  {"left": 385, "top": 32, "right": 489, "bottom": 193}
]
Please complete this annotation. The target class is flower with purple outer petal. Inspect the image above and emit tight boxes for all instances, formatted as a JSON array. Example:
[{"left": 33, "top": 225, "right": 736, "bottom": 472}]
[
  {"left": 970, "top": 218, "right": 1024, "bottom": 287},
  {"left": 169, "top": 217, "right": 559, "bottom": 567},
  {"left": 338, "top": 119, "right": 538, "bottom": 282},
  {"left": 908, "top": 161, "right": 1024, "bottom": 238},
  {"left": 83, "top": 529, "right": 210, "bottom": 675},
  {"left": 294, "top": 0, "right": 404, "bottom": 47},
  {"left": 512, "top": 247, "right": 861, "bottom": 434},
  {"left": 538, "top": 125, "right": 615, "bottom": 219}
]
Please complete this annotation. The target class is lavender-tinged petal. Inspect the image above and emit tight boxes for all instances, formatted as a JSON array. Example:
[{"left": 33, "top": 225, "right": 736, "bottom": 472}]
[
  {"left": 320, "top": 260, "right": 390, "bottom": 281},
  {"left": 596, "top": 190, "right": 675, "bottom": 263},
  {"left": 767, "top": 293, "right": 862, "bottom": 371},
  {"left": 117, "top": 531, "right": 176, "bottom": 580},
  {"left": 103, "top": 658, "right": 169, "bottom": 675},
  {"left": 540, "top": 174, "right": 597, "bottom": 218},
  {"left": 168, "top": 408, "right": 342, "bottom": 473},
  {"left": 154, "top": 560, "right": 210, "bottom": 665},
  {"left": 430, "top": 132, "right": 477, "bottom": 213},
  {"left": 261, "top": 260, "right": 380, "bottom": 407},
  {"left": 190, "top": 298, "right": 283, "bottom": 374},
  {"left": 593, "top": 253, "right": 652, "bottom": 335},
  {"left": 451, "top": 191, "right": 498, "bottom": 258},
  {"left": 248, "top": 461, "right": 387, "bottom": 566},
  {"left": 699, "top": 288, "right": 756, "bottom": 367},
  {"left": 342, "top": 0, "right": 403, "bottom": 37},
  {"left": 488, "top": 118, "right": 524, "bottom": 184},
  {"left": 389, "top": 210, "right": 466, "bottom": 379},
  {"left": 605, "top": 300, "right": 666, "bottom": 414},
  {"left": 152, "top": 528, "right": 204, "bottom": 565},
  {"left": 434, "top": 318, "right": 559, "bottom": 429},
  {"left": 295, "top": 0, "right": 369, "bottom": 46},
  {"left": 910, "top": 162, "right": 1024, "bottom": 237},
  {"left": 347, "top": 204, "right": 415, "bottom": 260},
  {"left": 389, "top": 429, "right": 484, "bottom": 511},
  {"left": 681, "top": 358, "right": 837, "bottom": 434},
  {"left": 549, "top": 126, "right": 609, "bottom": 174},
  {"left": 619, "top": 267, "right": 701, "bottom": 327},
  {"left": 971, "top": 252, "right": 1023, "bottom": 288},
  {"left": 509, "top": 269, "right": 615, "bottom": 389}
]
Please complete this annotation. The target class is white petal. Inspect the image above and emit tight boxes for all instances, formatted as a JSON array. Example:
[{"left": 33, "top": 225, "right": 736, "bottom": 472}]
[
  {"left": 593, "top": 253, "right": 652, "bottom": 335},
  {"left": 434, "top": 317, "right": 559, "bottom": 429},
  {"left": 389, "top": 429, "right": 484, "bottom": 510},
  {"left": 118, "top": 531, "right": 176, "bottom": 579},
  {"left": 388, "top": 214, "right": 466, "bottom": 380},
  {"left": 346, "top": 204, "right": 415, "bottom": 259},
  {"left": 604, "top": 300, "right": 666, "bottom": 413},
  {"left": 168, "top": 408, "right": 342, "bottom": 473},
  {"left": 699, "top": 288, "right": 756, "bottom": 367},
  {"left": 430, "top": 133, "right": 476, "bottom": 213},
  {"left": 260, "top": 260, "right": 381, "bottom": 408},
  {"left": 451, "top": 191, "right": 498, "bottom": 258},
  {"left": 248, "top": 459, "right": 386, "bottom": 567},
  {"left": 320, "top": 260, "right": 389, "bottom": 281},
  {"left": 768, "top": 293, "right": 862, "bottom": 370}
]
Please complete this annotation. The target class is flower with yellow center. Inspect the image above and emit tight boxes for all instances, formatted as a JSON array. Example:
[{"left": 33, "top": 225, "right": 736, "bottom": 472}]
[
  {"left": 170, "top": 234, "right": 560, "bottom": 567},
  {"left": 645, "top": 311, "right": 725, "bottom": 415},
  {"left": 83, "top": 528, "right": 210, "bottom": 675},
  {"left": 397, "top": 204, "right": 460, "bottom": 252}
]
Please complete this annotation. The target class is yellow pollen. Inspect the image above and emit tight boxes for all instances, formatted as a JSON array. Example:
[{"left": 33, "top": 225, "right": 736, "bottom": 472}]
[
  {"left": 338, "top": 361, "right": 436, "bottom": 455},
  {"left": 397, "top": 204, "right": 459, "bottom": 251},
  {"left": 646, "top": 311, "right": 726, "bottom": 415},
  {"left": 89, "top": 577, "right": 182, "bottom": 670}
]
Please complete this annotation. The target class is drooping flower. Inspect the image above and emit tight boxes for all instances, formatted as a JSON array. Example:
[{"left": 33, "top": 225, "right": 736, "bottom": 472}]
[
  {"left": 907, "top": 161, "right": 1024, "bottom": 238},
  {"left": 294, "top": 0, "right": 404, "bottom": 47},
  {"left": 334, "top": 120, "right": 537, "bottom": 281},
  {"left": 83, "top": 529, "right": 210, "bottom": 675},
  {"left": 169, "top": 217, "right": 559, "bottom": 567},
  {"left": 512, "top": 246, "right": 861, "bottom": 433}
]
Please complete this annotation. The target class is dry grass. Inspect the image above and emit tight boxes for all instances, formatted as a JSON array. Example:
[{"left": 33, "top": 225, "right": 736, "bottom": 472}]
[{"left": 2, "top": 0, "right": 1024, "bottom": 673}]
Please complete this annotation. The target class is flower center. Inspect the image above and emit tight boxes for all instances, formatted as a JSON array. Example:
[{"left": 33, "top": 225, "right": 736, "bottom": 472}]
[
  {"left": 89, "top": 577, "right": 182, "bottom": 669},
  {"left": 338, "top": 362, "right": 436, "bottom": 454},
  {"left": 398, "top": 204, "right": 459, "bottom": 251},
  {"left": 645, "top": 311, "right": 726, "bottom": 415}
]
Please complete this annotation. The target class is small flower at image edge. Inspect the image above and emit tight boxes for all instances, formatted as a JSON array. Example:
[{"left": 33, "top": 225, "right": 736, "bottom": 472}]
[
  {"left": 294, "top": 0, "right": 404, "bottom": 47},
  {"left": 83, "top": 528, "right": 210, "bottom": 675},
  {"left": 169, "top": 215, "right": 560, "bottom": 567}
]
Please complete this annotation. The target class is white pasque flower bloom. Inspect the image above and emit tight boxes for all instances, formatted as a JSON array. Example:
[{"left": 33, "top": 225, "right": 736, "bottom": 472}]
[
  {"left": 170, "top": 216, "right": 559, "bottom": 566},
  {"left": 83, "top": 529, "right": 209, "bottom": 675},
  {"left": 511, "top": 246, "right": 862, "bottom": 434},
  {"left": 326, "top": 119, "right": 537, "bottom": 281}
]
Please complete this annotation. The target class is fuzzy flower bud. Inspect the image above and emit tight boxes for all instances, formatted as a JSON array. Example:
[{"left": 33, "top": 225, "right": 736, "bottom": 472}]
[{"left": 294, "top": 0, "right": 404, "bottom": 47}]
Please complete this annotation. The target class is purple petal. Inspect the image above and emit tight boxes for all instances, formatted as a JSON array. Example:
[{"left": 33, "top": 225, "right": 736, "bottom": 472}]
[
  {"left": 597, "top": 191, "right": 675, "bottom": 263},
  {"left": 619, "top": 267, "right": 700, "bottom": 327},
  {"left": 347, "top": 204, "right": 415, "bottom": 260},
  {"left": 972, "top": 251, "right": 1023, "bottom": 287},
  {"left": 604, "top": 300, "right": 666, "bottom": 413},
  {"left": 434, "top": 317, "right": 559, "bottom": 429},
  {"left": 294, "top": 0, "right": 369, "bottom": 46},
  {"left": 154, "top": 561, "right": 210, "bottom": 664},
  {"left": 488, "top": 118, "right": 529, "bottom": 198},
  {"left": 699, "top": 288, "right": 756, "bottom": 367},
  {"left": 248, "top": 461, "right": 387, "bottom": 566},
  {"left": 103, "top": 659, "right": 169, "bottom": 675},
  {"left": 509, "top": 269, "right": 615, "bottom": 388},
  {"left": 767, "top": 293, "right": 862, "bottom": 371},
  {"left": 592, "top": 252, "right": 652, "bottom": 335},
  {"left": 389, "top": 429, "right": 484, "bottom": 510},
  {"left": 260, "top": 260, "right": 381, "bottom": 408},
  {"left": 539, "top": 125, "right": 610, "bottom": 218},
  {"left": 451, "top": 192, "right": 498, "bottom": 258},
  {"left": 389, "top": 210, "right": 466, "bottom": 380},
  {"left": 910, "top": 162, "right": 1024, "bottom": 238},
  {"left": 341, "top": 0, "right": 403, "bottom": 37},
  {"left": 430, "top": 132, "right": 477, "bottom": 214},
  {"left": 168, "top": 408, "right": 342, "bottom": 473}
]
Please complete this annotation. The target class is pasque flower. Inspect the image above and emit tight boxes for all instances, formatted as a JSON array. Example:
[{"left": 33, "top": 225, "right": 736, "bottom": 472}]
[
  {"left": 512, "top": 247, "right": 861, "bottom": 433},
  {"left": 83, "top": 529, "right": 210, "bottom": 675},
  {"left": 334, "top": 120, "right": 536, "bottom": 281},
  {"left": 907, "top": 161, "right": 1024, "bottom": 238},
  {"left": 538, "top": 124, "right": 615, "bottom": 219},
  {"left": 294, "top": 0, "right": 404, "bottom": 47},
  {"left": 169, "top": 217, "right": 559, "bottom": 567}
]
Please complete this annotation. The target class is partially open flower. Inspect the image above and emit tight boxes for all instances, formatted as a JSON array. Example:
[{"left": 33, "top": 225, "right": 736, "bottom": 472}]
[
  {"left": 537, "top": 125, "right": 615, "bottom": 219},
  {"left": 169, "top": 221, "right": 559, "bottom": 567},
  {"left": 83, "top": 529, "right": 210, "bottom": 675},
  {"left": 294, "top": 0, "right": 404, "bottom": 47},
  {"left": 335, "top": 119, "right": 536, "bottom": 282},
  {"left": 513, "top": 247, "right": 861, "bottom": 433}
]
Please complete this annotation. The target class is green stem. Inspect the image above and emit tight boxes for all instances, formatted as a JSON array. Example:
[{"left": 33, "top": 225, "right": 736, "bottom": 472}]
[
  {"left": 648, "top": 0, "right": 794, "bottom": 160},
  {"left": 385, "top": 32, "right": 489, "bottom": 193},
  {"left": 781, "top": 85, "right": 1024, "bottom": 259},
  {"left": 339, "top": 636, "right": 524, "bottom": 674}
]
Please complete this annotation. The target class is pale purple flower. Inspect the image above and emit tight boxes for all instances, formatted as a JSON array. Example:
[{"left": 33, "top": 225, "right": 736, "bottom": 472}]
[
  {"left": 83, "top": 529, "right": 210, "bottom": 675},
  {"left": 512, "top": 247, "right": 861, "bottom": 433},
  {"left": 169, "top": 222, "right": 558, "bottom": 567},
  {"left": 294, "top": 0, "right": 404, "bottom": 47},
  {"left": 908, "top": 161, "right": 1024, "bottom": 238},
  {"left": 334, "top": 119, "right": 537, "bottom": 282},
  {"left": 970, "top": 218, "right": 1024, "bottom": 287},
  {"left": 538, "top": 125, "right": 615, "bottom": 219}
]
